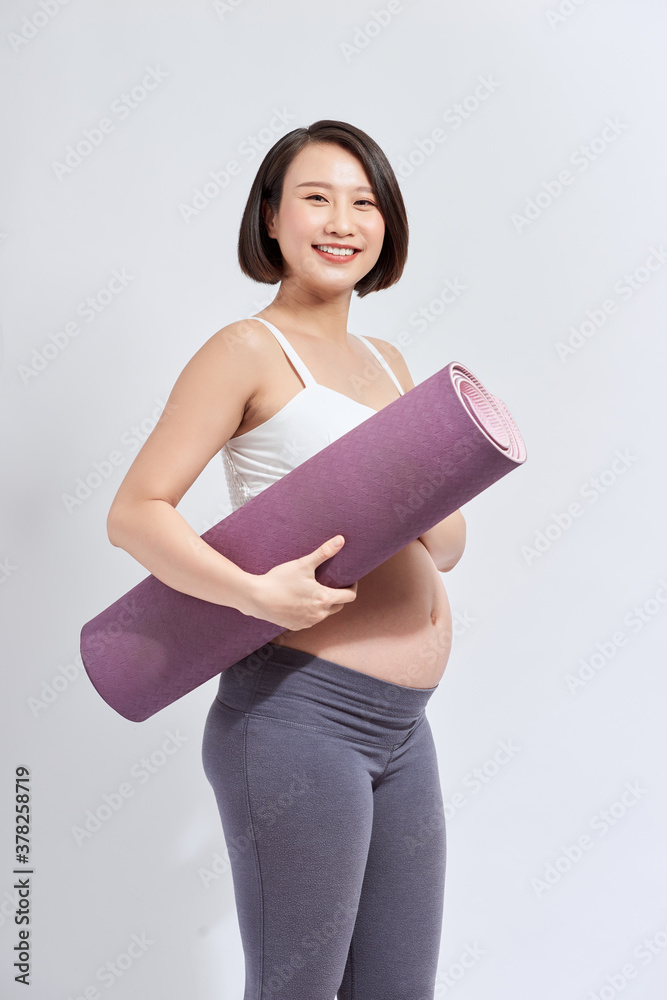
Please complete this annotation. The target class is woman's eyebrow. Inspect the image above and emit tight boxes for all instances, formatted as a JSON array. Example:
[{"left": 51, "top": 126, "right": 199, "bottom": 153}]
[{"left": 294, "top": 181, "right": 374, "bottom": 193}]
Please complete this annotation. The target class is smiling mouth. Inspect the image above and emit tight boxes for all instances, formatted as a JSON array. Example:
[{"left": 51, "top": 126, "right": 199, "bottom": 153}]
[{"left": 312, "top": 244, "right": 361, "bottom": 258}]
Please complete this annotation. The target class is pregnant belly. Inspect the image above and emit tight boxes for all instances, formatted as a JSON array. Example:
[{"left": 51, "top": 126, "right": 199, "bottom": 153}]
[{"left": 271, "top": 538, "right": 453, "bottom": 688}]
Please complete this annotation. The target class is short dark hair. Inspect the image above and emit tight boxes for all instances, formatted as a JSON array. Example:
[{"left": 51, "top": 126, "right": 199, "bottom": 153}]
[{"left": 237, "top": 120, "right": 409, "bottom": 297}]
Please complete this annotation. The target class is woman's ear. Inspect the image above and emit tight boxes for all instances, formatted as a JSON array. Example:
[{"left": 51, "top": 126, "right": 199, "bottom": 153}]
[{"left": 261, "top": 198, "right": 277, "bottom": 239}]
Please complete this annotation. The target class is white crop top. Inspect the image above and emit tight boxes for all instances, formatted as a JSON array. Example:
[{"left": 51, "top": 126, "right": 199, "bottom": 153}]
[{"left": 221, "top": 316, "right": 405, "bottom": 510}]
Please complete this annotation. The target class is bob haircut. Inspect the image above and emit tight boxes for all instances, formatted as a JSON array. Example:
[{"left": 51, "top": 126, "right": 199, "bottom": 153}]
[{"left": 237, "top": 120, "right": 409, "bottom": 298}]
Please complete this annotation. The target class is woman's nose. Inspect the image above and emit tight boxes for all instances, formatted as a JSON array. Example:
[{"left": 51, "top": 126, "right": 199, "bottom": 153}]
[{"left": 325, "top": 202, "right": 353, "bottom": 236}]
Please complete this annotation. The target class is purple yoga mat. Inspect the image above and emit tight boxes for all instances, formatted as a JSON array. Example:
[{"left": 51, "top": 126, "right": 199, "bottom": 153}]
[{"left": 81, "top": 362, "right": 526, "bottom": 722}]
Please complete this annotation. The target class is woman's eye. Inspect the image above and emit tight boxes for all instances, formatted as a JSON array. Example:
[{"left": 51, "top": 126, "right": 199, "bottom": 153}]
[{"left": 306, "top": 195, "right": 376, "bottom": 207}]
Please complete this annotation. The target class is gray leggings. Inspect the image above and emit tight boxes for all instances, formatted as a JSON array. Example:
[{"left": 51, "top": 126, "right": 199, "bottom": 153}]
[{"left": 201, "top": 641, "right": 446, "bottom": 999}]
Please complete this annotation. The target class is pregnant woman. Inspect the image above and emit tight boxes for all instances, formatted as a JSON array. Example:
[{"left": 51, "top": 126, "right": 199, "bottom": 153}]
[{"left": 107, "top": 119, "right": 466, "bottom": 999}]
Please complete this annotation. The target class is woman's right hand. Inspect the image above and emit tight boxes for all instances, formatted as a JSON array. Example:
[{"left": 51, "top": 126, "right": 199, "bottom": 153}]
[{"left": 242, "top": 535, "right": 358, "bottom": 630}]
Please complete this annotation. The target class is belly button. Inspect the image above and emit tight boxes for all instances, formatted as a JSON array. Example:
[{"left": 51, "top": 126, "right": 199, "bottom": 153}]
[{"left": 430, "top": 611, "right": 438, "bottom": 626}]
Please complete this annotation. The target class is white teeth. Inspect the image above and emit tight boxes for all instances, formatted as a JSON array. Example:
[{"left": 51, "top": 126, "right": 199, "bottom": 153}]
[{"left": 315, "top": 245, "right": 356, "bottom": 256}]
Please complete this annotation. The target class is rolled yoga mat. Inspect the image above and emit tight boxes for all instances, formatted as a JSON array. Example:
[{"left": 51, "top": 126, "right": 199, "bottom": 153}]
[{"left": 81, "top": 361, "right": 527, "bottom": 722}]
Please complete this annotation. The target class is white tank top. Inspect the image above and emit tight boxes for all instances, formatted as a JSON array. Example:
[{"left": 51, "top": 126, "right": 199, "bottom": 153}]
[{"left": 221, "top": 316, "right": 405, "bottom": 510}]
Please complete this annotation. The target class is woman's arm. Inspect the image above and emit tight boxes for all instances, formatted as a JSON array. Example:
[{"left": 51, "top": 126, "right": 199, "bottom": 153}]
[
  {"left": 106, "top": 321, "right": 265, "bottom": 616},
  {"left": 417, "top": 510, "right": 466, "bottom": 572}
]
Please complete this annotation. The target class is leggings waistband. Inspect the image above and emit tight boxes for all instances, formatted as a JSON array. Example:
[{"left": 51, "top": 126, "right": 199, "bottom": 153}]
[{"left": 215, "top": 641, "right": 438, "bottom": 747}]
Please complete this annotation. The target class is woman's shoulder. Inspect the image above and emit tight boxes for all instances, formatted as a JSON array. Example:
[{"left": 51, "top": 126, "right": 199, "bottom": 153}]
[
  {"left": 361, "top": 334, "right": 414, "bottom": 390},
  {"left": 192, "top": 317, "right": 278, "bottom": 368},
  {"left": 171, "top": 318, "right": 273, "bottom": 401},
  {"left": 361, "top": 332, "right": 402, "bottom": 358}
]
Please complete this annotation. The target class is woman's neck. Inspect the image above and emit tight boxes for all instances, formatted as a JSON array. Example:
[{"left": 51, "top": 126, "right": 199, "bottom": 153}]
[{"left": 261, "top": 281, "right": 354, "bottom": 345}]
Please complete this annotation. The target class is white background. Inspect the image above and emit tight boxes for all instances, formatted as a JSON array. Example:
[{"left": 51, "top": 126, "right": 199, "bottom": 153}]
[{"left": 1, "top": 1, "right": 666, "bottom": 998}]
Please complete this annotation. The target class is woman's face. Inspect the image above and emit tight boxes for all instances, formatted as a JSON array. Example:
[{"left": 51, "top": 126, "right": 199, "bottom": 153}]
[{"left": 262, "top": 142, "right": 386, "bottom": 294}]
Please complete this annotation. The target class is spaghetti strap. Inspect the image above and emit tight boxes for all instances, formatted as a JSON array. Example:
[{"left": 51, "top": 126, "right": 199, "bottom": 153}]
[
  {"left": 355, "top": 335, "right": 405, "bottom": 395},
  {"left": 243, "top": 316, "right": 318, "bottom": 388},
  {"left": 242, "top": 317, "right": 403, "bottom": 397}
]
